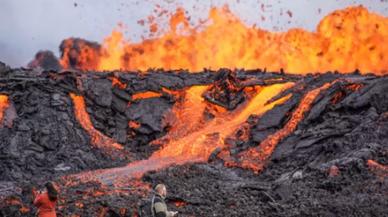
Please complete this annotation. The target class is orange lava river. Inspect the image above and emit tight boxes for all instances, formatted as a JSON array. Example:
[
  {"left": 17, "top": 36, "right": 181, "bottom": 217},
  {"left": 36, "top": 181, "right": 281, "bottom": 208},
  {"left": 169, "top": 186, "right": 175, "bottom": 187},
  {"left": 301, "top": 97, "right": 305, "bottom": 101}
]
[{"left": 69, "top": 83, "right": 295, "bottom": 186}]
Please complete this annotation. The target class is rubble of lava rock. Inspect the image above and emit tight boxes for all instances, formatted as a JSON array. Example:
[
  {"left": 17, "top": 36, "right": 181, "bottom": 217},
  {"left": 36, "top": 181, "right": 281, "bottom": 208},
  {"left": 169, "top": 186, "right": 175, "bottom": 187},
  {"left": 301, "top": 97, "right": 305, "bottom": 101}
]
[{"left": 0, "top": 61, "right": 388, "bottom": 217}]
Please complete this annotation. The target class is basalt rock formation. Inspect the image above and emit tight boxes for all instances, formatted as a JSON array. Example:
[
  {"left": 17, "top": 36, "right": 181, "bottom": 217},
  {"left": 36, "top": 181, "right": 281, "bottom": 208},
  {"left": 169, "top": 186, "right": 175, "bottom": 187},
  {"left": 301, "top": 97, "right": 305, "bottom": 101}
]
[{"left": 0, "top": 63, "right": 387, "bottom": 217}]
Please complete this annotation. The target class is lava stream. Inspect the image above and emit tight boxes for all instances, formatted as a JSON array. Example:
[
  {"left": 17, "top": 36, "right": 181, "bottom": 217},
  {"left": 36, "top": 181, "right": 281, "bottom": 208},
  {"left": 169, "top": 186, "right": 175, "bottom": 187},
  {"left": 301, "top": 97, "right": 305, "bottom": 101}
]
[
  {"left": 69, "top": 93, "right": 124, "bottom": 152},
  {"left": 69, "top": 83, "right": 294, "bottom": 186},
  {"left": 0, "top": 95, "right": 10, "bottom": 126},
  {"left": 151, "top": 84, "right": 293, "bottom": 161},
  {"left": 153, "top": 86, "right": 210, "bottom": 145},
  {"left": 226, "top": 82, "right": 334, "bottom": 172}
]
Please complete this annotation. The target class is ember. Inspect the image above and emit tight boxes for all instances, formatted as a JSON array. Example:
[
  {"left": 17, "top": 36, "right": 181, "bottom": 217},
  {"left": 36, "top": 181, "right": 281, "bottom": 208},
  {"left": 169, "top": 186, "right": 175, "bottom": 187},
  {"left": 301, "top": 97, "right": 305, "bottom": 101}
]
[{"left": 173, "top": 200, "right": 187, "bottom": 207}]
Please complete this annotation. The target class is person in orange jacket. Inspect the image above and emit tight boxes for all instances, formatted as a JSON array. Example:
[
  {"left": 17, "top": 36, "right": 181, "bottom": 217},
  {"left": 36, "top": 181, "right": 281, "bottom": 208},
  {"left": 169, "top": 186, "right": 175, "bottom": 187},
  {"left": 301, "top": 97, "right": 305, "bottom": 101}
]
[{"left": 32, "top": 182, "right": 58, "bottom": 217}]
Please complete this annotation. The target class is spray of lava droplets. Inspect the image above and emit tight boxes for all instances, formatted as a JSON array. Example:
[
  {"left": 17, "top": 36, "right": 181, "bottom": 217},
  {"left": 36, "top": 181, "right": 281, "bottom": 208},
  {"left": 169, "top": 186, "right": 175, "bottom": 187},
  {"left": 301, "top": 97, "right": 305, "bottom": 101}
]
[{"left": 60, "top": 6, "right": 388, "bottom": 74}]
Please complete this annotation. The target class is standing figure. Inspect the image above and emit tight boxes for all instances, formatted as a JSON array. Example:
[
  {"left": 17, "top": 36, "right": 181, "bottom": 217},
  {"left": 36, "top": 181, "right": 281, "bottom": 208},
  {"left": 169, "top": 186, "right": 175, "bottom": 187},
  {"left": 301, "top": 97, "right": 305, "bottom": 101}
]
[
  {"left": 152, "top": 184, "right": 178, "bottom": 217},
  {"left": 33, "top": 182, "right": 58, "bottom": 217}
]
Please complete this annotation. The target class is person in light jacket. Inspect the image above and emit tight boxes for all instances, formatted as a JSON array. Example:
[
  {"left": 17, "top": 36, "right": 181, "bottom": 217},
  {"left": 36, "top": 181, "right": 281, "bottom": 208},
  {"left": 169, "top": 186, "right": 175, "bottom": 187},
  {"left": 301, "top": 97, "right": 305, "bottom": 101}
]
[{"left": 152, "top": 184, "right": 178, "bottom": 217}]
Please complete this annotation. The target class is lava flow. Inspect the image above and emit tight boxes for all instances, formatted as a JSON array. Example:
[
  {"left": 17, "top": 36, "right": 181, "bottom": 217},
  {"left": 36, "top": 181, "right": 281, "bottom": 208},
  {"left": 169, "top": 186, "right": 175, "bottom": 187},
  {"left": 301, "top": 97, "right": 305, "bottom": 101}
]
[
  {"left": 1, "top": 0, "right": 388, "bottom": 216},
  {"left": 224, "top": 82, "right": 334, "bottom": 172},
  {"left": 69, "top": 83, "right": 294, "bottom": 186},
  {"left": 0, "top": 95, "right": 10, "bottom": 126},
  {"left": 69, "top": 93, "right": 124, "bottom": 152},
  {"left": 59, "top": 6, "right": 388, "bottom": 74},
  {"left": 151, "top": 84, "right": 293, "bottom": 161}
]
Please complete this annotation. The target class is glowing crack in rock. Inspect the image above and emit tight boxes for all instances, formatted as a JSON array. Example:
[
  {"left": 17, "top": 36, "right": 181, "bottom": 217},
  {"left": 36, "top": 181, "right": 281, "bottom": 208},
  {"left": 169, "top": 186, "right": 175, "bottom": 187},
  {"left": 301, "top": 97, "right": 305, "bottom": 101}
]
[{"left": 132, "top": 91, "right": 163, "bottom": 100}]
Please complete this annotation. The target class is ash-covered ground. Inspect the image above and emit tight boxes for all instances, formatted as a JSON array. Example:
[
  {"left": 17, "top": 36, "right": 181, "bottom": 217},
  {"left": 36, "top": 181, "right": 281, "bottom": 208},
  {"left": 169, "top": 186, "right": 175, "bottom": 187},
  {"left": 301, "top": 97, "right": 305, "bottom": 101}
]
[{"left": 0, "top": 61, "right": 387, "bottom": 217}]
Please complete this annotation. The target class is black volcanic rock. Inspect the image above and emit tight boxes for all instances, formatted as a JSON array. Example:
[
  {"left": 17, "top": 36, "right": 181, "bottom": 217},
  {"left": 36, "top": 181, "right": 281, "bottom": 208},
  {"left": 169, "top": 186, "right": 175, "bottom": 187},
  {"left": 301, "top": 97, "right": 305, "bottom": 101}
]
[
  {"left": 203, "top": 70, "right": 246, "bottom": 110},
  {"left": 0, "top": 68, "right": 387, "bottom": 217},
  {"left": 126, "top": 97, "right": 172, "bottom": 133}
]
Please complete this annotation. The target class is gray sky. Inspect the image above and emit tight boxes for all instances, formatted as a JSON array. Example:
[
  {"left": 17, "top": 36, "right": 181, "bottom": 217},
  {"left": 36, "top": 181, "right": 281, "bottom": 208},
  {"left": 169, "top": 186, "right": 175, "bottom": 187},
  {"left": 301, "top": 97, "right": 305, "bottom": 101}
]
[{"left": 0, "top": 0, "right": 387, "bottom": 67}]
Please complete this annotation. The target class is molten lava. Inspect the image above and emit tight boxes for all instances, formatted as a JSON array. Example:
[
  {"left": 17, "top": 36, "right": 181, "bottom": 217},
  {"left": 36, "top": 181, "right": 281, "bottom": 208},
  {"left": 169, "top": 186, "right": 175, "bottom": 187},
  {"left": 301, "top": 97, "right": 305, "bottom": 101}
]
[
  {"left": 331, "top": 83, "right": 364, "bottom": 104},
  {"left": 110, "top": 76, "right": 127, "bottom": 89},
  {"left": 151, "top": 83, "right": 293, "bottom": 161},
  {"left": 69, "top": 93, "right": 124, "bottom": 152},
  {"left": 0, "top": 95, "right": 9, "bottom": 126},
  {"left": 70, "top": 83, "right": 294, "bottom": 186},
  {"left": 154, "top": 86, "right": 210, "bottom": 145},
  {"left": 367, "top": 159, "right": 388, "bottom": 178},
  {"left": 227, "top": 82, "right": 334, "bottom": 172},
  {"left": 60, "top": 6, "right": 387, "bottom": 74},
  {"left": 132, "top": 91, "right": 163, "bottom": 100},
  {"left": 173, "top": 200, "right": 187, "bottom": 207},
  {"left": 128, "top": 120, "right": 141, "bottom": 129}
]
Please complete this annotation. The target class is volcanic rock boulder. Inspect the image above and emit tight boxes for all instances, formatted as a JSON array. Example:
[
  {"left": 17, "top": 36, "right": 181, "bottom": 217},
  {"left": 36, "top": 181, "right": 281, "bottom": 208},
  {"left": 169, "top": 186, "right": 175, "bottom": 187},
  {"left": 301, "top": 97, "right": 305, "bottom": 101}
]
[{"left": 203, "top": 70, "right": 246, "bottom": 110}]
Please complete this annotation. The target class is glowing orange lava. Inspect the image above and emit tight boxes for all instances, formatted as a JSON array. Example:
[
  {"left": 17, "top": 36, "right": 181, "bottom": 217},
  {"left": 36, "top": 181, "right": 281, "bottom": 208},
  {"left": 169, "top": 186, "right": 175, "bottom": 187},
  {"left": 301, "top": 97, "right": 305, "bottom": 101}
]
[
  {"left": 226, "top": 82, "right": 334, "bottom": 172},
  {"left": 367, "top": 159, "right": 388, "bottom": 178},
  {"left": 69, "top": 93, "right": 124, "bottom": 151},
  {"left": 0, "top": 95, "right": 10, "bottom": 126},
  {"left": 61, "top": 6, "right": 388, "bottom": 74},
  {"left": 128, "top": 120, "right": 141, "bottom": 129},
  {"left": 331, "top": 83, "right": 364, "bottom": 104},
  {"left": 70, "top": 83, "right": 294, "bottom": 185},
  {"left": 110, "top": 76, "right": 127, "bottom": 89},
  {"left": 153, "top": 86, "right": 210, "bottom": 145},
  {"left": 346, "top": 83, "right": 363, "bottom": 91},
  {"left": 132, "top": 91, "right": 162, "bottom": 100},
  {"left": 151, "top": 83, "right": 293, "bottom": 161},
  {"left": 174, "top": 200, "right": 187, "bottom": 207}
]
